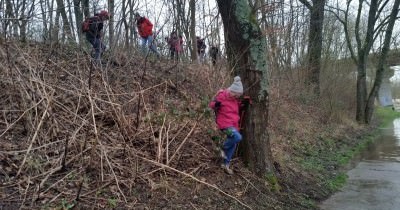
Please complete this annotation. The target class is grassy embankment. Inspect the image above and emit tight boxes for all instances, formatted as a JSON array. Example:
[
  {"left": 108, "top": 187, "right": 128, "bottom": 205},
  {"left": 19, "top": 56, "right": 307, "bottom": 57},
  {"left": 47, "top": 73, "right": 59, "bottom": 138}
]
[{"left": 297, "top": 106, "right": 400, "bottom": 207}]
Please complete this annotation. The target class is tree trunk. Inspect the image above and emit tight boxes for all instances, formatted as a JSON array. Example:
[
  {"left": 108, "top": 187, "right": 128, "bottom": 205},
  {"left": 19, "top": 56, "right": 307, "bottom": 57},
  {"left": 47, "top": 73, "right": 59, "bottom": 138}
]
[
  {"left": 355, "top": 0, "right": 378, "bottom": 123},
  {"left": 108, "top": 0, "right": 114, "bottom": 47},
  {"left": 308, "top": 0, "right": 325, "bottom": 95},
  {"left": 19, "top": 0, "right": 27, "bottom": 42},
  {"left": 122, "top": 0, "right": 129, "bottom": 48},
  {"left": 73, "top": 0, "right": 83, "bottom": 43},
  {"left": 189, "top": 0, "right": 197, "bottom": 62},
  {"left": 128, "top": 0, "right": 136, "bottom": 49},
  {"left": 66, "top": 0, "right": 77, "bottom": 42},
  {"left": 4, "top": 0, "right": 13, "bottom": 38},
  {"left": 355, "top": 56, "right": 367, "bottom": 122},
  {"left": 299, "top": 0, "right": 325, "bottom": 95},
  {"left": 216, "top": 0, "right": 274, "bottom": 177},
  {"left": 48, "top": 0, "right": 55, "bottom": 42},
  {"left": 40, "top": 0, "right": 49, "bottom": 41},
  {"left": 55, "top": 0, "right": 72, "bottom": 42},
  {"left": 5, "top": 0, "right": 17, "bottom": 37},
  {"left": 175, "top": 0, "right": 189, "bottom": 57},
  {"left": 365, "top": 0, "right": 400, "bottom": 123},
  {"left": 82, "top": 0, "right": 89, "bottom": 17},
  {"left": 54, "top": 8, "right": 60, "bottom": 42}
]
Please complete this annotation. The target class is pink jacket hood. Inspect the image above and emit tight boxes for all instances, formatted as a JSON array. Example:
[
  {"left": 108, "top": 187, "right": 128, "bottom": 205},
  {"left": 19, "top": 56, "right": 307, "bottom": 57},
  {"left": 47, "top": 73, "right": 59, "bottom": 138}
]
[{"left": 209, "top": 89, "right": 241, "bottom": 130}]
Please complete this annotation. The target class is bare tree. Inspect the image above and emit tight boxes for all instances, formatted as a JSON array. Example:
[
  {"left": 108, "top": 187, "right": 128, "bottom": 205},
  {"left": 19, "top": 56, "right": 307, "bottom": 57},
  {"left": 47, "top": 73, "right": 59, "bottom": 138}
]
[
  {"left": 19, "top": 0, "right": 28, "bottom": 42},
  {"left": 82, "top": 0, "right": 89, "bottom": 17},
  {"left": 216, "top": 0, "right": 274, "bottom": 176},
  {"left": 73, "top": 0, "right": 84, "bottom": 43},
  {"left": 128, "top": 0, "right": 138, "bottom": 49},
  {"left": 55, "top": 0, "right": 73, "bottom": 42},
  {"left": 108, "top": 0, "right": 114, "bottom": 46},
  {"left": 365, "top": 0, "right": 400, "bottom": 123},
  {"left": 39, "top": 0, "right": 49, "bottom": 41},
  {"left": 299, "top": 0, "right": 326, "bottom": 95},
  {"left": 331, "top": 0, "right": 396, "bottom": 123},
  {"left": 189, "top": 0, "right": 197, "bottom": 61},
  {"left": 4, "top": 0, "right": 17, "bottom": 38}
]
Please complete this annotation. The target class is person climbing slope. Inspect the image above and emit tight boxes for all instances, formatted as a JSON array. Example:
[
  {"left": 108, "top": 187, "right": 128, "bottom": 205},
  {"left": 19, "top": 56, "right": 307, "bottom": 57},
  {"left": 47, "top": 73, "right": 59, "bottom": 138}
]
[
  {"left": 209, "top": 45, "right": 219, "bottom": 66},
  {"left": 134, "top": 12, "right": 160, "bottom": 57},
  {"left": 83, "top": 10, "right": 110, "bottom": 64},
  {"left": 209, "top": 76, "right": 244, "bottom": 174},
  {"left": 166, "top": 31, "right": 183, "bottom": 61},
  {"left": 196, "top": 36, "right": 206, "bottom": 64}
]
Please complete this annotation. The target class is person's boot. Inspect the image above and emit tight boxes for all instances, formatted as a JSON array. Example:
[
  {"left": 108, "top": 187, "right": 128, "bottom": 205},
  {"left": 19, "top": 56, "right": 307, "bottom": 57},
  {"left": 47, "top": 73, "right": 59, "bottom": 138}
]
[
  {"left": 92, "top": 58, "right": 102, "bottom": 69},
  {"left": 221, "top": 163, "right": 233, "bottom": 175}
]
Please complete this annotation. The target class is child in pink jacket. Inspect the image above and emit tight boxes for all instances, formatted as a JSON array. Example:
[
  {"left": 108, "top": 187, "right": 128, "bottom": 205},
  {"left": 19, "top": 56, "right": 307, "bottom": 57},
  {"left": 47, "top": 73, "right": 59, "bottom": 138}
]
[{"left": 209, "top": 76, "right": 243, "bottom": 174}]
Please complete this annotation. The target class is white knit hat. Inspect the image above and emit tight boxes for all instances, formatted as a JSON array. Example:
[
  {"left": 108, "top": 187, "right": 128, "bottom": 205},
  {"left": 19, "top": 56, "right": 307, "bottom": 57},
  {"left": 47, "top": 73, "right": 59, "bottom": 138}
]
[{"left": 228, "top": 76, "right": 243, "bottom": 94}]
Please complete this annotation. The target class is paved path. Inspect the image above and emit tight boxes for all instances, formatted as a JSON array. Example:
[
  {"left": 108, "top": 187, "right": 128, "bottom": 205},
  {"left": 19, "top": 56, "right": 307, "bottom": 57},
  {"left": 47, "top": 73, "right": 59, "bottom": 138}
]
[{"left": 320, "top": 120, "right": 400, "bottom": 210}]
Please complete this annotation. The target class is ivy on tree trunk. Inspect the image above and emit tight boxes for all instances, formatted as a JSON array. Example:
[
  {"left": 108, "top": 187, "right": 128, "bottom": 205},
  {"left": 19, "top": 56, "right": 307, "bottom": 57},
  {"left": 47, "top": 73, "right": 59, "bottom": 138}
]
[{"left": 216, "top": 0, "right": 274, "bottom": 177}]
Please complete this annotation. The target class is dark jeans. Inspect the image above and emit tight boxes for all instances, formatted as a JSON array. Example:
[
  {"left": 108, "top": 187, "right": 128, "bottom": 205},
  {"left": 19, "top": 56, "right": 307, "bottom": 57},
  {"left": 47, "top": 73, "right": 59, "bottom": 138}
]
[
  {"left": 87, "top": 37, "right": 106, "bottom": 62},
  {"left": 211, "top": 56, "right": 217, "bottom": 66},
  {"left": 169, "top": 48, "right": 179, "bottom": 61}
]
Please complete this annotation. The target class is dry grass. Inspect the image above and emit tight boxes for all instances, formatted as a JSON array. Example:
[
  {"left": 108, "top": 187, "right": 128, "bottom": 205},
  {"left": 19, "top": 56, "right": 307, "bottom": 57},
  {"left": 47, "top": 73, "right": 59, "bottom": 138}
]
[{"left": 0, "top": 39, "right": 373, "bottom": 209}]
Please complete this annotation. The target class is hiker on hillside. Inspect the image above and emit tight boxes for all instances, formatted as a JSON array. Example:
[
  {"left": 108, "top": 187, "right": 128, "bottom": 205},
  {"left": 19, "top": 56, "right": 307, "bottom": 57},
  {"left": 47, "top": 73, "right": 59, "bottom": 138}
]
[
  {"left": 196, "top": 36, "right": 206, "bottom": 64},
  {"left": 209, "top": 76, "right": 244, "bottom": 174},
  {"left": 84, "top": 10, "right": 110, "bottom": 64},
  {"left": 166, "top": 31, "right": 183, "bottom": 61},
  {"left": 209, "top": 45, "right": 219, "bottom": 66},
  {"left": 134, "top": 12, "right": 160, "bottom": 57}
]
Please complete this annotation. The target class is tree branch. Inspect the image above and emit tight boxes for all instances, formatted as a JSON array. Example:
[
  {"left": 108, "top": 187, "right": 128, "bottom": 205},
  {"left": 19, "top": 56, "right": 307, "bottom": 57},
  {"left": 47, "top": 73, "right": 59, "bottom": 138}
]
[
  {"left": 355, "top": 0, "right": 363, "bottom": 49},
  {"left": 298, "top": 0, "right": 312, "bottom": 10},
  {"left": 376, "top": 0, "right": 390, "bottom": 19}
]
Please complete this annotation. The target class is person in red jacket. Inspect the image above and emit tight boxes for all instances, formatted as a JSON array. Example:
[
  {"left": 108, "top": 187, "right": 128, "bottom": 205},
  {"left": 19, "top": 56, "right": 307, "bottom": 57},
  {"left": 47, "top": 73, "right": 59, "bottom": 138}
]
[
  {"left": 209, "top": 76, "right": 243, "bottom": 174},
  {"left": 134, "top": 13, "right": 160, "bottom": 56},
  {"left": 166, "top": 31, "right": 183, "bottom": 61}
]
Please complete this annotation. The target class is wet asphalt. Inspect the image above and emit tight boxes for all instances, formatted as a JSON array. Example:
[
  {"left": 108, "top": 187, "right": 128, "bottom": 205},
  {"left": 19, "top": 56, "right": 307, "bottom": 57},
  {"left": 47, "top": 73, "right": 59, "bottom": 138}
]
[{"left": 320, "top": 118, "right": 400, "bottom": 210}]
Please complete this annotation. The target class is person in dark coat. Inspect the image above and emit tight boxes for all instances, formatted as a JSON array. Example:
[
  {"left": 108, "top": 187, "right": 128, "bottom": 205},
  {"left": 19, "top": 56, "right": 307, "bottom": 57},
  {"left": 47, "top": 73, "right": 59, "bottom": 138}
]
[
  {"left": 84, "top": 10, "right": 110, "bottom": 64},
  {"left": 210, "top": 45, "right": 219, "bottom": 66},
  {"left": 196, "top": 36, "right": 206, "bottom": 64}
]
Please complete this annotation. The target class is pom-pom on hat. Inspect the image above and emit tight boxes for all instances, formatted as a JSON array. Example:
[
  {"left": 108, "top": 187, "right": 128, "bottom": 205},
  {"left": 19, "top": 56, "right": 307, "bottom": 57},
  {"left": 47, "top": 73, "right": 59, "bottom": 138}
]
[
  {"left": 99, "top": 10, "right": 110, "bottom": 19},
  {"left": 228, "top": 76, "right": 243, "bottom": 94}
]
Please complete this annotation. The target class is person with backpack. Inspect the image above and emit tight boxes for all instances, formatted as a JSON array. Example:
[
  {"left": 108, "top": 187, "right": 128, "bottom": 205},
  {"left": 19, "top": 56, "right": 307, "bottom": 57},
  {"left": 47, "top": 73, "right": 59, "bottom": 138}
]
[
  {"left": 209, "top": 45, "right": 219, "bottom": 66},
  {"left": 134, "top": 13, "right": 160, "bottom": 57},
  {"left": 166, "top": 31, "right": 183, "bottom": 61},
  {"left": 209, "top": 76, "right": 244, "bottom": 174},
  {"left": 82, "top": 10, "right": 110, "bottom": 64},
  {"left": 196, "top": 36, "right": 206, "bottom": 64}
]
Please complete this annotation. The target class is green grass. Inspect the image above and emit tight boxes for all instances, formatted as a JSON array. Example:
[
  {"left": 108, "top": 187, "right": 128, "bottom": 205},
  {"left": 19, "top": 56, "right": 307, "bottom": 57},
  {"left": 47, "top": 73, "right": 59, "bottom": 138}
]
[
  {"left": 333, "top": 134, "right": 374, "bottom": 165},
  {"left": 319, "top": 107, "right": 399, "bottom": 191},
  {"left": 299, "top": 134, "right": 373, "bottom": 170},
  {"left": 299, "top": 197, "right": 316, "bottom": 209},
  {"left": 301, "top": 156, "right": 324, "bottom": 172},
  {"left": 375, "top": 107, "right": 400, "bottom": 128},
  {"left": 288, "top": 106, "right": 400, "bottom": 206},
  {"left": 301, "top": 107, "right": 398, "bottom": 194},
  {"left": 265, "top": 172, "right": 281, "bottom": 192},
  {"left": 108, "top": 198, "right": 117, "bottom": 208},
  {"left": 324, "top": 172, "right": 347, "bottom": 191}
]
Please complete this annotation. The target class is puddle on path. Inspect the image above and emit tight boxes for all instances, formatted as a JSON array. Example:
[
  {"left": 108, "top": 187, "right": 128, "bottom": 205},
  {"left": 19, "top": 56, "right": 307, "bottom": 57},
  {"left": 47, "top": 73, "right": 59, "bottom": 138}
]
[{"left": 320, "top": 118, "right": 400, "bottom": 210}]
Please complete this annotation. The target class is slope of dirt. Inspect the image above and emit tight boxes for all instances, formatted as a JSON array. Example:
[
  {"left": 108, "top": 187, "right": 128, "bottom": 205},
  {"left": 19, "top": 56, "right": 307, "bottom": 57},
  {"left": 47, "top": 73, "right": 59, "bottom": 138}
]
[{"left": 0, "top": 40, "right": 373, "bottom": 210}]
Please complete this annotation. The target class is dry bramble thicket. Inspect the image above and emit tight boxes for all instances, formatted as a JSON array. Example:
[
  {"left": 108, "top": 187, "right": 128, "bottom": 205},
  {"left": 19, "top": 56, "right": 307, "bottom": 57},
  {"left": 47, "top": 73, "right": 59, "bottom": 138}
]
[{"left": 0, "top": 39, "right": 370, "bottom": 210}]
